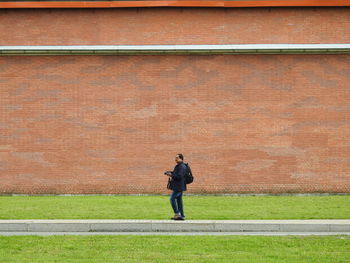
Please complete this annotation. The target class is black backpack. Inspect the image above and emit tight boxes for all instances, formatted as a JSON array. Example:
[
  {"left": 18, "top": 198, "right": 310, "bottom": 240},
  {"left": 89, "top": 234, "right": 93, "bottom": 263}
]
[{"left": 184, "top": 163, "right": 194, "bottom": 184}]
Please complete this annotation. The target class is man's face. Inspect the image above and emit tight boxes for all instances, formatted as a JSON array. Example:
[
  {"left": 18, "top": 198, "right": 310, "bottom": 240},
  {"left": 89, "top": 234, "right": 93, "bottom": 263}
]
[{"left": 175, "top": 155, "right": 182, "bottom": 164}]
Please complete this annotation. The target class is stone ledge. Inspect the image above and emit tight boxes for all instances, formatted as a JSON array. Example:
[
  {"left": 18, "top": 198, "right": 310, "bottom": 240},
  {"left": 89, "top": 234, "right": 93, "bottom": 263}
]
[
  {"left": 1, "top": 44, "right": 350, "bottom": 55},
  {"left": 0, "top": 220, "right": 349, "bottom": 233}
]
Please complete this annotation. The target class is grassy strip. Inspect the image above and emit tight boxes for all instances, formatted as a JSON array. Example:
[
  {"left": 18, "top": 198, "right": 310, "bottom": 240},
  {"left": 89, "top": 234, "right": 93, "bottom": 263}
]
[
  {"left": 0, "top": 195, "right": 349, "bottom": 220},
  {"left": 0, "top": 235, "right": 349, "bottom": 263}
]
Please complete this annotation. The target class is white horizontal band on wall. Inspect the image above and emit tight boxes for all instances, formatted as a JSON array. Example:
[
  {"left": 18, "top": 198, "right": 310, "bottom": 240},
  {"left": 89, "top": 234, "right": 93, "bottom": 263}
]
[{"left": 1, "top": 44, "right": 350, "bottom": 55}]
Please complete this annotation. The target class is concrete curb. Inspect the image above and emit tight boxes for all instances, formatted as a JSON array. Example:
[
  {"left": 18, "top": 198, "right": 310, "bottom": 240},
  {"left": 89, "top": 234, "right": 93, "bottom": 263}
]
[
  {"left": 0, "top": 220, "right": 349, "bottom": 233},
  {"left": 2, "top": 232, "right": 350, "bottom": 236}
]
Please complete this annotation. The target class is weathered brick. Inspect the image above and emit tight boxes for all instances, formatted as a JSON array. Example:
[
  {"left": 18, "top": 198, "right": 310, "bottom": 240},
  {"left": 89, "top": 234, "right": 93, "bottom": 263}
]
[{"left": 0, "top": 7, "right": 350, "bottom": 194}]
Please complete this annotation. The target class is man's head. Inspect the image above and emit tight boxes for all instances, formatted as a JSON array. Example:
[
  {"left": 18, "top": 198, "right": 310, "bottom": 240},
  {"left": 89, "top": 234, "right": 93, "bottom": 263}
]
[{"left": 175, "top": 153, "right": 184, "bottom": 164}]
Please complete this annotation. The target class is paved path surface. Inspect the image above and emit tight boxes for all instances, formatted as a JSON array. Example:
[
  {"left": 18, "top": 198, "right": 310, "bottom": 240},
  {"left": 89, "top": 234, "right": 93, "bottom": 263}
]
[
  {"left": 1, "top": 220, "right": 349, "bottom": 234},
  {"left": 1, "top": 231, "right": 349, "bottom": 236}
]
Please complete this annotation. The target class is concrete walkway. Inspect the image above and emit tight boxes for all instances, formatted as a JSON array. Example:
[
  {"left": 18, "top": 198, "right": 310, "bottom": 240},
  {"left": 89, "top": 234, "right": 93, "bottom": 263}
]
[
  {"left": 1, "top": 220, "right": 349, "bottom": 233},
  {"left": 2, "top": 232, "right": 350, "bottom": 236}
]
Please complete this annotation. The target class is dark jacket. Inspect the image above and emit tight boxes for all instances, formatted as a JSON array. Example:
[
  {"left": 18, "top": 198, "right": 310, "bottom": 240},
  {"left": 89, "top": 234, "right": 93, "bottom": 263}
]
[{"left": 169, "top": 162, "right": 187, "bottom": 192}]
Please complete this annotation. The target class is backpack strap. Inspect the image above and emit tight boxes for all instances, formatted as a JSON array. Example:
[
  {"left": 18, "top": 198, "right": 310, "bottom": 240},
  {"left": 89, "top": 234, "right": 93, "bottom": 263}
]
[{"left": 167, "top": 177, "right": 172, "bottom": 190}]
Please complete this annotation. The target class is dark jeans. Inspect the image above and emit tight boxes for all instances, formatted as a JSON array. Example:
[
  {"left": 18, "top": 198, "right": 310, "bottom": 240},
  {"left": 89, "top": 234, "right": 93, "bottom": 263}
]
[{"left": 170, "top": 191, "right": 184, "bottom": 217}]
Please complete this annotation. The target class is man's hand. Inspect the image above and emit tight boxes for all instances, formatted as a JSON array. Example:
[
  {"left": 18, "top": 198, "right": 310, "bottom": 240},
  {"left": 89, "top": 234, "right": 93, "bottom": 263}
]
[{"left": 164, "top": 171, "right": 173, "bottom": 176}]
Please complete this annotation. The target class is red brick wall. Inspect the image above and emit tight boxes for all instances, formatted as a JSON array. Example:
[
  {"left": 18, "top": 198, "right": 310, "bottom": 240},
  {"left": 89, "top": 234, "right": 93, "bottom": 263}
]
[
  {"left": 1, "top": 54, "right": 349, "bottom": 194},
  {"left": 1, "top": 7, "right": 350, "bottom": 194},
  {"left": 0, "top": 7, "right": 350, "bottom": 45}
]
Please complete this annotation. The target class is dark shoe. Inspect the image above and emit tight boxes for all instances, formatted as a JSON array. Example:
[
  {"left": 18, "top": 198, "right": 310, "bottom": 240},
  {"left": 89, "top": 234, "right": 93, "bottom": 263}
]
[{"left": 171, "top": 215, "right": 183, "bottom": 220}]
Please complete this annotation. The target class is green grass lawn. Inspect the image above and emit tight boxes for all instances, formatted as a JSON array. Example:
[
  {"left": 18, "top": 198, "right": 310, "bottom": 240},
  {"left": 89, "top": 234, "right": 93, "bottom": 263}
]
[
  {"left": 0, "top": 235, "right": 349, "bottom": 263},
  {"left": 0, "top": 195, "right": 349, "bottom": 220}
]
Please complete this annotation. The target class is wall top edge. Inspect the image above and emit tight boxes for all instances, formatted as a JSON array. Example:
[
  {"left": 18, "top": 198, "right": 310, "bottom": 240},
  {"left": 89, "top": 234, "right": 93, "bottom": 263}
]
[
  {"left": 1, "top": 44, "right": 350, "bottom": 55},
  {"left": 1, "top": 0, "right": 350, "bottom": 9}
]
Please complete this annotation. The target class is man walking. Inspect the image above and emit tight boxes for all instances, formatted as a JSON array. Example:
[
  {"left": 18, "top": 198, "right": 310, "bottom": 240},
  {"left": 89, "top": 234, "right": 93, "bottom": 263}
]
[{"left": 166, "top": 153, "right": 187, "bottom": 220}]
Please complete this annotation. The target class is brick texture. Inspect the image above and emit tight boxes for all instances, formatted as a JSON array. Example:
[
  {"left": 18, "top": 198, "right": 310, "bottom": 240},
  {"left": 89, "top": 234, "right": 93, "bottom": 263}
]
[
  {"left": 0, "top": 7, "right": 350, "bottom": 45},
  {"left": 1, "top": 54, "right": 349, "bottom": 194},
  {"left": 0, "top": 7, "right": 350, "bottom": 194}
]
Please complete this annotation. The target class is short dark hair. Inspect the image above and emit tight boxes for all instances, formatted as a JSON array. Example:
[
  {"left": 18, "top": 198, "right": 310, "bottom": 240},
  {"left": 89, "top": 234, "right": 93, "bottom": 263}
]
[{"left": 177, "top": 153, "right": 184, "bottom": 160}]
